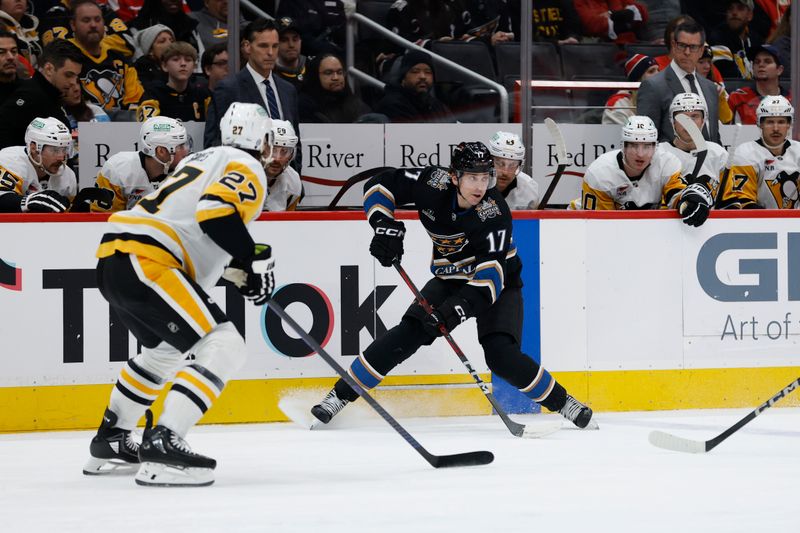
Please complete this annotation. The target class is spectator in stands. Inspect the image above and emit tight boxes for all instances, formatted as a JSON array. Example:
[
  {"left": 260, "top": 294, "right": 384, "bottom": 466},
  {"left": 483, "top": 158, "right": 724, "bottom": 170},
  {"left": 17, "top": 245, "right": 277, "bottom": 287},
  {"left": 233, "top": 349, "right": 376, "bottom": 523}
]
[
  {"left": 40, "top": 0, "right": 136, "bottom": 58},
  {"left": 204, "top": 17, "right": 300, "bottom": 168},
  {"left": 728, "top": 44, "right": 789, "bottom": 124},
  {"left": 697, "top": 44, "right": 734, "bottom": 124},
  {"left": 0, "top": 39, "right": 81, "bottom": 148},
  {"left": 189, "top": 0, "right": 244, "bottom": 50},
  {"left": 603, "top": 54, "right": 659, "bottom": 125},
  {"left": 298, "top": 53, "right": 370, "bottom": 123},
  {"left": 637, "top": 20, "right": 721, "bottom": 143},
  {"left": 275, "top": 16, "right": 306, "bottom": 90},
  {"left": 132, "top": 24, "right": 175, "bottom": 85},
  {"left": 0, "top": 0, "right": 40, "bottom": 62},
  {"left": 264, "top": 119, "right": 303, "bottom": 211},
  {"left": 767, "top": 5, "right": 791, "bottom": 78},
  {"left": 276, "top": 0, "right": 346, "bottom": 56},
  {"left": 638, "top": 0, "right": 680, "bottom": 43},
  {"left": 200, "top": 42, "right": 227, "bottom": 91},
  {"left": 0, "top": 29, "right": 19, "bottom": 103},
  {"left": 708, "top": 0, "right": 764, "bottom": 78},
  {"left": 131, "top": 0, "right": 202, "bottom": 53},
  {"left": 573, "top": 0, "right": 649, "bottom": 44},
  {"left": 137, "top": 41, "right": 210, "bottom": 122},
  {"left": 69, "top": 0, "right": 145, "bottom": 118},
  {"left": 375, "top": 50, "right": 455, "bottom": 124},
  {"left": 500, "top": 0, "right": 581, "bottom": 44}
]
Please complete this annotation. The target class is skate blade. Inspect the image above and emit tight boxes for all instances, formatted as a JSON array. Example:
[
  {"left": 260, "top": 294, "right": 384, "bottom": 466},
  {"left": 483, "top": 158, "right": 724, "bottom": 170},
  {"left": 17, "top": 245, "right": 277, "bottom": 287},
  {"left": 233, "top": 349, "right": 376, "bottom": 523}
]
[
  {"left": 581, "top": 419, "right": 600, "bottom": 430},
  {"left": 82, "top": 456, "right": 139, "bottom": 476},
  {"left": 134, "top": 462, "right": 214, "bottom": 487}
]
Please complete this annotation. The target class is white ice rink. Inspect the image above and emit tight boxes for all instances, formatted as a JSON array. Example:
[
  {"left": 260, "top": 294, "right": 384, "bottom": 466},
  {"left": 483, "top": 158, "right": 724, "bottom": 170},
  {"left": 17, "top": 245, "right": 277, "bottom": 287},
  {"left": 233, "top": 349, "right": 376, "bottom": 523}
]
[{"left": 1, "top": 407, "right": 798, "bottom": 533}]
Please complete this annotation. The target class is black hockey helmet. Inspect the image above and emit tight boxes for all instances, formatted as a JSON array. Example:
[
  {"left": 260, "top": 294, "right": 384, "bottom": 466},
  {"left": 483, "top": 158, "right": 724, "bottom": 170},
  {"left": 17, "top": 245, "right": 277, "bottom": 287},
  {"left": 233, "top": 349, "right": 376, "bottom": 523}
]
[{"left": 451, "top": 142, "right": 493, "bottom": 175}]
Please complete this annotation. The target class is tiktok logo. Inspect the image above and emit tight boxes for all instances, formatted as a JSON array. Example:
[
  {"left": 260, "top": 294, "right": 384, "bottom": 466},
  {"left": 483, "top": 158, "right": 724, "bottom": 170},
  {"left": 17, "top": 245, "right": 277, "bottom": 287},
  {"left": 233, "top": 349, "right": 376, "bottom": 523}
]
[{"left": 0, "top": 258, "right": 21, "bottom": 291}]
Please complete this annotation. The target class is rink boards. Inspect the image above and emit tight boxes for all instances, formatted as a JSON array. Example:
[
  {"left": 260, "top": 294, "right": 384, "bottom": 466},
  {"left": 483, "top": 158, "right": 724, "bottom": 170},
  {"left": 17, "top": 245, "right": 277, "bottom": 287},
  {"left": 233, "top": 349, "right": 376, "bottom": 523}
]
[{"left": 1, "top": 211, "right": 799, "bottom": 431}]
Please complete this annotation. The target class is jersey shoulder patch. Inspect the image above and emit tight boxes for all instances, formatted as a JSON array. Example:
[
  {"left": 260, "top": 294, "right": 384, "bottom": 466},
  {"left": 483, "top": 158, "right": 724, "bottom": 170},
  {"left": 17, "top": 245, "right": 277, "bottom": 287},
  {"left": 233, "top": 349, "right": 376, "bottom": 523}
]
[{"left": 424, "top": 166, "right": 451, "bottom": 191}]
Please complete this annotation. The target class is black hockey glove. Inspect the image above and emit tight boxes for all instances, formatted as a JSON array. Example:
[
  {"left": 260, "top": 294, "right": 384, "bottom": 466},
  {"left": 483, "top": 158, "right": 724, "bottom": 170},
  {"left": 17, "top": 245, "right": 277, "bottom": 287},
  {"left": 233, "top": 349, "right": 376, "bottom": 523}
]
[
  {"left": 370, "top": 218, "right": 405, "bottom": 267},
  {"left": 678, "top": 182, "right": 713, "bottom": 227},
  {"left": 223, "top": 244, "right": 275, "bottom": 305},
  {"left": 22, "top": 190, "right": 70, "bottom": 213},
  {"left": 71, "top": 187, "right": 114, "bottom": 212},
  {"left": 422, "top": 296, "right": 471, "bottom": 338}
]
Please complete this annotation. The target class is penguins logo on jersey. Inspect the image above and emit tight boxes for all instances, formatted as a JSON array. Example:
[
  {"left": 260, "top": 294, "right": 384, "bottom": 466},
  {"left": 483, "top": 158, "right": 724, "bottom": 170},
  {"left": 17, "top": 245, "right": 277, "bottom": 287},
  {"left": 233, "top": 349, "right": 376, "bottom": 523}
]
[
  {"left": 83, "top": 67, "right": 124, "bottom": 108},
  {"left": 770, "top": 170, "right": 800, "bottom": 208},
  {"left": 476, "top": 197, "right": 500, "bottom": 221},
  {"left": 429, "top": 232, "right": 468, "bottom": 256},
  {"left": 427, "top": 168, "right": 451, "bottom": 191}
]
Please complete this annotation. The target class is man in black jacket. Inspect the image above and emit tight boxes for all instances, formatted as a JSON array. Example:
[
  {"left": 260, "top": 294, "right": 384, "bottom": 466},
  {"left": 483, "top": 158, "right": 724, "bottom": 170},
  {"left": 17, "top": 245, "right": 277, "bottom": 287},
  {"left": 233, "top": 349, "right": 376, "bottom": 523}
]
[
  {"left": 375, "top": 50, "right": 455, "bottom": 123},
  {"left": 0, "top": 30, "right": 19, "bottom": 105},
  {"left": 0, "top": 40, "right": 83, "bottom": 149}
]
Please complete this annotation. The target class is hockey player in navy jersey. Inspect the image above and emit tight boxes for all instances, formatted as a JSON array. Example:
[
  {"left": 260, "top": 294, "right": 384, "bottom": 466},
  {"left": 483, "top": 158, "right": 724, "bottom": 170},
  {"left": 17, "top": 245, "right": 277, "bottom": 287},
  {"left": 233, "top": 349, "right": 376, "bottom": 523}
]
[{"left": 311, "top": 141, "right": 595, "bottom": 429}]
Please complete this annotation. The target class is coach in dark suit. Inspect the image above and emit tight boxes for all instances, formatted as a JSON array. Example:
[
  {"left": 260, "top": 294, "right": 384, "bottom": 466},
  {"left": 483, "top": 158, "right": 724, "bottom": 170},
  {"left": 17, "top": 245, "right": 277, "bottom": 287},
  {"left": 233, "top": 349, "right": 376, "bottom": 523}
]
[
  {"left": 204, "top": 18, "right": 301, "bottom": 168},
  {"left": 637, "top": 20, "right": 720, "bottom": 144}
]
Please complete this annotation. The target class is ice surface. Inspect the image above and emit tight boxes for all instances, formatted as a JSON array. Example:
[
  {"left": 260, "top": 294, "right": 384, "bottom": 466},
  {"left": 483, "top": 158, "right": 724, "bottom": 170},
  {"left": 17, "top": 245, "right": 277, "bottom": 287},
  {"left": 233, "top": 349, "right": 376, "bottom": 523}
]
[{"left": 1, "top": 408, "right": 798, "bottom": 533}]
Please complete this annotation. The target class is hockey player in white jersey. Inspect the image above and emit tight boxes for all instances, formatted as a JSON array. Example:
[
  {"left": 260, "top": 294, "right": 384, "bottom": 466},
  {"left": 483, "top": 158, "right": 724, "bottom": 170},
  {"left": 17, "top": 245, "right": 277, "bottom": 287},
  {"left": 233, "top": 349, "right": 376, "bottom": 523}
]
[
  {"left": 659, "top": 93, "right": 727, "bottom": 194},
  {"left": 0, "top": 117, "right": 77, "bottom": 213},
  {"left": 92, "top": 116, "right": 191, "bottom": 212},
  {"left": 84, "top": 103, "right": 276, "bottom": 487},
  {"left": 576, "top": 115, "right": 714, "bottom": 227},
  {"left": 263, "top": 119, "right": 303, "bottom": 211},
  {"left": 487, "top": 131, "right": 540, "bottom": 209},
  {"left": 716, "top": 95, "right": 800, "bottom": 209}
]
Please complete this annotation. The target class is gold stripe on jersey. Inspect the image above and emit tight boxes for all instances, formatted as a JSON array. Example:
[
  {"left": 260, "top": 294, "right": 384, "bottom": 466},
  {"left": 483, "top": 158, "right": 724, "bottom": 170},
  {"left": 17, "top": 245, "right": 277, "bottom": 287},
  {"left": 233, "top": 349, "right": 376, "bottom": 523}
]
[
  {"left": 0, "top": 165, "right": 25, "bottom": 195},
  {"left": 97, "top": 239, "right": 182, "bottom": 271},
  {"left": 581, "top": 181, "right": 616, "bottom": 210},
  {"left": 120, "top": 367, "right": 160, "bottom": 397},
  {"left": 103, "top": 214, "right": 197, "bottom": 278},
  {"left": 468, "top": 260, "right": 504, "bottom": 303},
  {"left": 132, "top": 256, "right": 216, "bottom": 337},
  {"left": 364, "top": 183, "right": 396, "bottom": 220},
  {"left": 199, "top": 161, "right": 266, "bottom": 224},
  {"left": 93, "top": 174, "right": 126, "bottom": 212},
  {"left": 661, "top": 170, "right": 688, "bottom": 209}
]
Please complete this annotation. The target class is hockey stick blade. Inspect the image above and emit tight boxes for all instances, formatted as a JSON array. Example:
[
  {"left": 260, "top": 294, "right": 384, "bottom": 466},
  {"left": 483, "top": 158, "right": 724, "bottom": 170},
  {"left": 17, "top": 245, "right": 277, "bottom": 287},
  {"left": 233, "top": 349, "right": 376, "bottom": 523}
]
[
  {"left": 393, "top": 262, "right": 561, "bottom": 439},
  {"left": 538, "top": 118, "right": 568, "bottom": 209},
  {"left": 264, "top": 299, "right": 494, "bottom": 468},
  {"left": 648, "top": 376, "right": 800, "bottom": 454},
  {"left": 675, "top": 114, "right": 708, "bottom": 183}
]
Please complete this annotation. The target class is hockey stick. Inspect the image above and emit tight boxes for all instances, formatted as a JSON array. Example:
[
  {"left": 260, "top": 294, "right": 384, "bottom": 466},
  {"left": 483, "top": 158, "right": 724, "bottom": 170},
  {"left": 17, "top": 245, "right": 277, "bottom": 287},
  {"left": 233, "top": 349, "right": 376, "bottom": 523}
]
[
  {"left": 675, "top": 114, "right": 708, "bottom": 183},
  {"left": 648, "top": 376, "right": 800, "bottom": 454},
  {"left": 537, "top": 118, "right": 568, "bottom": 210},
  {"left": 326, "top": 166, "right": 394, "bottom": 209},
  {"left": 265, "top": 299, "right": 494, "bottom": 468},
  {"left": 714, "top": 123, "right": 742, "bottom": 209},
  {"left": 393, "top": 262, "right": 563, "bottom": 438}
]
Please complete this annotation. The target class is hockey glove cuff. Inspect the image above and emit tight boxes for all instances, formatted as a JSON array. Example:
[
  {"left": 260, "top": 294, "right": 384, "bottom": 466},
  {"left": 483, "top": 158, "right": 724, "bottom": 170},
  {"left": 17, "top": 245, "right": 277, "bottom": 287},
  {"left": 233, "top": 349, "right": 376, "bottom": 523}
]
[
  {"left": 370, "top": 218, "right": 405, "bottom": 267},
  {"left": 422, "top": 296, "right": 471, "bottom": 338},
  {"left": 678, "top": 182, "right": 713, "bottom": 227},
  {"left": 223, "top": 244, "right": 275, "bottom": 305},
  {"left": 22, "top": 190, "right": 70, "bottom": 213}
]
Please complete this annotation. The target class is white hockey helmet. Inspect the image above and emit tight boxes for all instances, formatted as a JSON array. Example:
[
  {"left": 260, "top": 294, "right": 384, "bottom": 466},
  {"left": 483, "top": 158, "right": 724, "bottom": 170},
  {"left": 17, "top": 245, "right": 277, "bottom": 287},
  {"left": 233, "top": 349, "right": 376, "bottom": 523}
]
[
  {"left": 621, "top": 115, "right": 658, "bottom": 143},
  {"left": 669, "top": 92, "right": 707, "bottom": 128},
  {"left": 488, "top": 131, "right": 525, "bottom": 162},
  {"left": 271, "top": 119, "right": 298, "bottom": 149},
  {"left": 220, "top": 102, "right": 273, "bottom": 152},
  {"left": 25, "top": 117, "right": 72, "bottom": 153},
  {"left": 139, "top": 116, "right": 189, "bottom": 158},
  {"left": 756, "top": 95, "right": 794, "bottom": 123}
]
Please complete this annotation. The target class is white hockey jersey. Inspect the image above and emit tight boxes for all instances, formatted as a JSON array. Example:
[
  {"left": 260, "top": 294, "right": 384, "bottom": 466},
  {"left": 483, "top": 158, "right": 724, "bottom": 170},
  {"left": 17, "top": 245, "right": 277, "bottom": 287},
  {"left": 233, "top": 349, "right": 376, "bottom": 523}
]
[
  {"left": 93, "top": 151, "right": 156, "bottom": 212},
  {"left": 718, "top": 139, "right": 800, "bottom": 209},
  {"left": 0, "top": 146, "right": 77, "bottom": 202},
  {"left": 264, "top": 165, "right": 302, "bottom": 211},
  {"left": 658, "top": 141, "right": 728, "bottom": 190},
  {"left": 499, "top": 170, "right": 540, "bottom": 210},
  {"left": 97, "top": 146, "right": 268, "bottom": 289},
  {"left": 579, "top": 148, "right": 684, "bottom": 210}
]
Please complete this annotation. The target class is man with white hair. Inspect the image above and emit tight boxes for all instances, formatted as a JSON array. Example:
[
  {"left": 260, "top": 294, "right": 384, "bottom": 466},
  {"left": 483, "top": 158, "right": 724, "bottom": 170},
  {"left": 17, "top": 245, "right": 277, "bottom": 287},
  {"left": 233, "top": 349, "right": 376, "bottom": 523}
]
[
  {"left": 92, "top": 116, "right": 191, "bottom": 212},
  {"left": 487, "top": 131, "right": 539, "bottom": 209},
  {"left": 264, "top": 119, "right": 303, "bottom": 211}
]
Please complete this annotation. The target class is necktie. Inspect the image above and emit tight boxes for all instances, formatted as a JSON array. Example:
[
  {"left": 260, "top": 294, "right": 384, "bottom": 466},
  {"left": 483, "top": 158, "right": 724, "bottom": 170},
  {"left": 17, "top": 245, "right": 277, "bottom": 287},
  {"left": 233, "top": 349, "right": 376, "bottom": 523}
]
[
  {"left": 685, "top": 73, "right": 699, "bottom": 95},
  {"left": 263, "top": 79, "right": 281, "bottom": 119}
]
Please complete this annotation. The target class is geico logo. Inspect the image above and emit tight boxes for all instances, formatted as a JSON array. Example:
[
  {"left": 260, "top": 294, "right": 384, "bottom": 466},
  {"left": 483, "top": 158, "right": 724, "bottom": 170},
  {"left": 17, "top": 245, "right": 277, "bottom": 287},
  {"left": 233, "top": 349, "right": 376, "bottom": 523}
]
[
  {"left": 697, "top": 232, "right": 800, "bottom": 302},
  {"left": 375, "top": 227, "right": 404, "bottom": 237}
]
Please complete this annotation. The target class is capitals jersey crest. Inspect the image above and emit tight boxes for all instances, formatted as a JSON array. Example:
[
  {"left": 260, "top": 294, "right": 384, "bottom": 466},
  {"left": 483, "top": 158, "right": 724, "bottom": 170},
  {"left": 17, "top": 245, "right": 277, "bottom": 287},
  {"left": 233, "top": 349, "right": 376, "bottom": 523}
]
[
  {"left": 476, "top": 197, "right": 501, "bottom": 221},
  {"left": 426, "top": 168, "right": 450, "bottom": 191}
]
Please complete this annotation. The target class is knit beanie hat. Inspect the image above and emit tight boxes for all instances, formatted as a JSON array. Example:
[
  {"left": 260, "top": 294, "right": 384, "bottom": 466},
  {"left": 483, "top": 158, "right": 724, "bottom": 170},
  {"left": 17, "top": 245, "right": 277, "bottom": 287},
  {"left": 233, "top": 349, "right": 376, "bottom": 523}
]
[
  {"left": 624, "top": 54, "right": 657, "bottom": 82},
  {"left": 399, "top": 50, "right": 434, "bottom": 78},
  {"left": 135, "top": 24, "right": 175, "bottom": 57}
]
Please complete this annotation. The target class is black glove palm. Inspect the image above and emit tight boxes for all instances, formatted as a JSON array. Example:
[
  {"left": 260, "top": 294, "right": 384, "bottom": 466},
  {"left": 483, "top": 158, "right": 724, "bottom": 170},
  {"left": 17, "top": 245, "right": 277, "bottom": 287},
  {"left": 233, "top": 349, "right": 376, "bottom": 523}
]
[
  {"left": 23, "top": 190, "right": 70, "bottom": 213},
  {"left": 370, "top": 218, "right": 405, "bottom": 267},
  {"left": 71, "top": 187, "right": 114, "bottom": 212},
  {"left": 422, "top": 296, "right": 471, "bottom": 338},
  {"left": 223, "top": 244, "right": 275, "bottom": 305},
  {"left": 679, "top": 182, "right": 713, "bottom": 227}
]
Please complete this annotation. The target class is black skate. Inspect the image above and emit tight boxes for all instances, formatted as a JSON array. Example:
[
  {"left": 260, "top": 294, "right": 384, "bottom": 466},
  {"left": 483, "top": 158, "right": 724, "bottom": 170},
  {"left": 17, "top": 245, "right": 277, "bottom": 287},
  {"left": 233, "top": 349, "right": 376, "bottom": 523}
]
[
  {"left": 559, "top": 395, "right": 599, "bottom": 430},
  {"left": 83, "top": 408, "right": 140, "bottom": 475},
  {"left": 135, "top": 410, "right": 216, "bottom": 487},
  {"left": 310, "top": 388, "right": 350, "bottom": 424}
]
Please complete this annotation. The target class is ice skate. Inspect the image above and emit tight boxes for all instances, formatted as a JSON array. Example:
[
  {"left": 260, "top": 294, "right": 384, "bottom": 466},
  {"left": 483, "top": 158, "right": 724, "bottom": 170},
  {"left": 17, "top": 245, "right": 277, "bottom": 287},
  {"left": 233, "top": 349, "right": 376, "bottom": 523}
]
[
  {"left": 135, "top": 410, "right": 216, "bottom": 487},
  {"left": 559, "top": 395, "right": 598, "bottom": 430},
  {"left": 310, "top": 388, "right": 349, "bottom": 425},
  {"left": 83, "top": 408, "right": 140, "bottom": 475}
]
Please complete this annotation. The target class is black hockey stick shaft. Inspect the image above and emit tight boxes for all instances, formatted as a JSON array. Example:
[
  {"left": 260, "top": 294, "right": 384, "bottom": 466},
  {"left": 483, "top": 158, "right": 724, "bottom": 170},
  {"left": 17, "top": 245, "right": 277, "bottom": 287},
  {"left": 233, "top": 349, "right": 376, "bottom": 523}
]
[
  {"left": 537, "top": 163, "right": 566, "bottom": 210},
  {"left": 266, "top": 300, "right": 494, "bottom": 468},
  {"left": 393, "top": 262, "right": 528, "bottom": 437},
  {"left": 327, "top": 166, "right": 394, "bottom": 209},
  {"left": 704, "top": 376, "right": 800, "bottom": 452}
]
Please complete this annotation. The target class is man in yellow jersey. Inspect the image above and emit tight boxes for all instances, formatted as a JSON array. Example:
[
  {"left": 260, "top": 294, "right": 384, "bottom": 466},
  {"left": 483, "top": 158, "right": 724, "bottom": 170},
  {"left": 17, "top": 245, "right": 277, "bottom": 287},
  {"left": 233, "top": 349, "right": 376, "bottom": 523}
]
[{"left": 83, "top": 103, "right": 277, "bottom": 487}]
